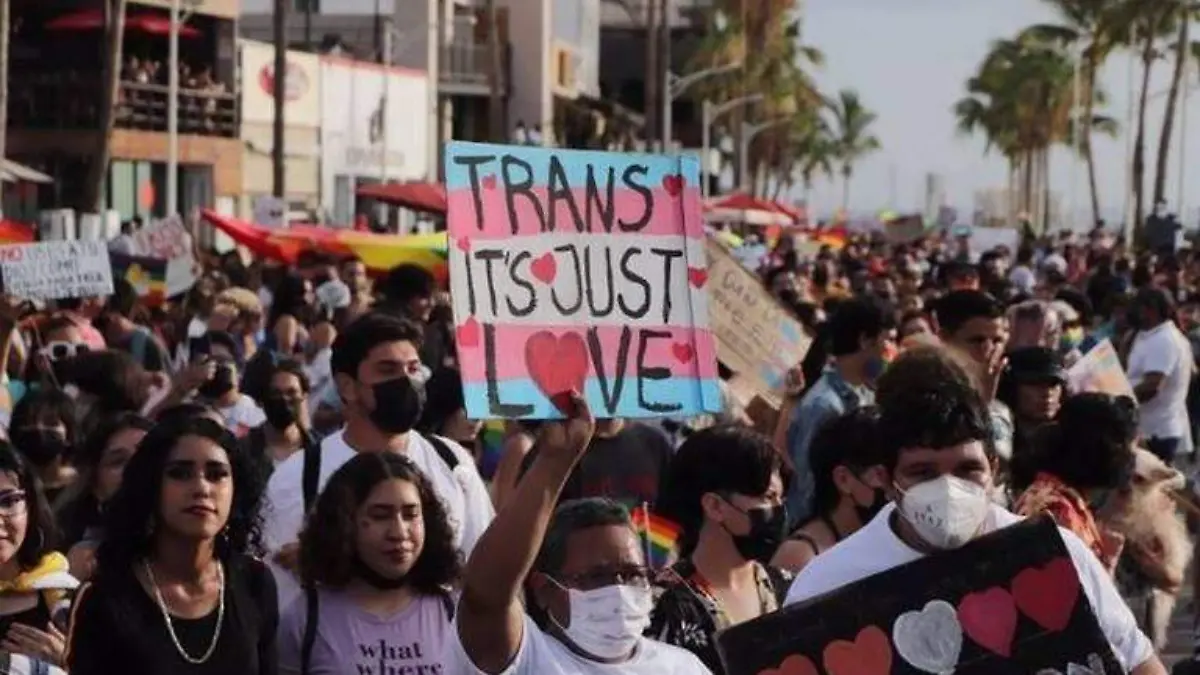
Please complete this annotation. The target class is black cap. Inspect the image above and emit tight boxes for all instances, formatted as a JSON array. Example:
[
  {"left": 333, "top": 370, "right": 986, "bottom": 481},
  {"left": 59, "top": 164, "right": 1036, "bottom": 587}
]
[{"left": 1005, "top": 347, "right": 1066, "bottom": 385}]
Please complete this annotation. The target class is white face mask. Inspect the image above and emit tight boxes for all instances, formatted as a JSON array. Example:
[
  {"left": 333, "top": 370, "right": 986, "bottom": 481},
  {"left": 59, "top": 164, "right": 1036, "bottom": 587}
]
[
  {"left": 896, "top": 475, "right": 991, "bottom": 550},
  {"left": 552, "top": 583, "right": 652, "bottom": 660}
]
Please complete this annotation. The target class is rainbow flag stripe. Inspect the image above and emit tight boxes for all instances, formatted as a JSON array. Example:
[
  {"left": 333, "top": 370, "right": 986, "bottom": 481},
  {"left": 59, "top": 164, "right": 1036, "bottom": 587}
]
[{"left": 630, "top": 505, "right": 681, "bottom": 569}]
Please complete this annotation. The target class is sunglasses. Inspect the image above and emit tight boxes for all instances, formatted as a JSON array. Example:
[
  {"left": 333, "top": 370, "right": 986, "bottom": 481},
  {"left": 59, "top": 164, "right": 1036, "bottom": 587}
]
[{"left": 40, "top": 341, "right": 89, "bottom": 362}]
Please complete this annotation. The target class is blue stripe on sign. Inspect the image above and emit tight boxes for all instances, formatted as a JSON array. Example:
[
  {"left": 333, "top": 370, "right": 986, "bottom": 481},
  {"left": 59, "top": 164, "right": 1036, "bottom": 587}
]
[{"left": 462, "top": 377, "right": 723, "bottom": 420}]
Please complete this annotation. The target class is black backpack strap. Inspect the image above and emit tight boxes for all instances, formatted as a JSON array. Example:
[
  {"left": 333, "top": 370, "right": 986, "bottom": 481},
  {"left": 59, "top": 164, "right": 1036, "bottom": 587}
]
[
  {"left": 299, "top": 431, "right": 321, "bottom": 675},
  {"left": 425, "top": 434, "right": 460, "bottom": 471}
]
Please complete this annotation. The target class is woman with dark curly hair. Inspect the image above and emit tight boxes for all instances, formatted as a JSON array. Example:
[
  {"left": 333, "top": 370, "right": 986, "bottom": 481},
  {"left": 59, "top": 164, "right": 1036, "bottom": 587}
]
[
  {"left": 649, "top": 425, "right": 793, "bottom": 675},
  {"left": 1013, "top": 393, "right": 1137, "bottom": 573},
  {"left": 64, "top": 415, "right": 276, "bottom": 674},
  {"left": 277, "top": 452, "right": 461, "bottom": 674}
]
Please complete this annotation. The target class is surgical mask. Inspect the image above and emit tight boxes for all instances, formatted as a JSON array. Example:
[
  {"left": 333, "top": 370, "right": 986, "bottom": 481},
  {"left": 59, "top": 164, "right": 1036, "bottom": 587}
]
[
  {"left": 367, "top": 376, "right": 425, "bottom": 435},
  {"left": 895, "top": 475, "right": 991, "bottom": 550},
  {"left": 262, "top": 395, "right": 298, "bottom": 430},
  {"left": 721, "top": 501, "right": 787, "bottom": 563},
  {"left": 198, "top": 363, "right": 237, "bottom": 399},
  {"left": 854, "top": 487, "right": 888, "bottom": 524},
  {"left": 550, "top": 582, "right": 652, "bottom": 660}
]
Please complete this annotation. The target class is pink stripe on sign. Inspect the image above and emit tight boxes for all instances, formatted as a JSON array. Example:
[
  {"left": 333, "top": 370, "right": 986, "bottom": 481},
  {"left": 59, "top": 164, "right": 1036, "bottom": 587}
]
[
  {"left": 455, "top": 322, "right": 718, "bottom": 383},
  {"left": 446, "top": 187, "right": 703, "bottom": 240}
]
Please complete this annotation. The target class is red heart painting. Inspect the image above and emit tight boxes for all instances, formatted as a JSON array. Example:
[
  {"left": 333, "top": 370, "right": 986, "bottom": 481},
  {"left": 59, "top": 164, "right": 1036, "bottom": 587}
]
[
  {"left": 457, "top": 317, "right": 481, "bottom": 348},
  {"left": 530, "top": 253, "right": 558, "bottom": 285},
  {"left": 671, "top": 342, "right": 694, "bottom": 364},
  {"left": 524, "top": 331, "right": 588, "bottom": 400},
  {"left": 481, "top": 174, "right": 498, "bottom": 190},
  {"left": 757, "top": 654, "right": 819, "bottom": 675},
  {"left": 688, "top": 267, "right": 708, "bottom": 288},
  {"left": 455, "top": 236, "right": 471, "bottom": 253},
  {"left": 958, "top": 587, "right": 1018, "bottom": 657},
  {"left": 822, "top": 625, "right": 892, "bottom": 675},
  {"left": 1012, "top": 557, "right": 1079, "bottom": 632},
  {"left": 662, "top": 174, "right": 685, "bottom": 196}
]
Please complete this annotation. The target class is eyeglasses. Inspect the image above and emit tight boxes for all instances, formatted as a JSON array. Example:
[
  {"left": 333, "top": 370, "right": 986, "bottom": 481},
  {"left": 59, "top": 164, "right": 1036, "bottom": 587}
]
[
  {"left": 559, "top": 565, "right": 652, "bottom": 591},
  {"left": 40, "top": 341, "right": 88, "bottom": 362},
  {"left": 0, "top": 490, "right": 28, "bottom": 519}
]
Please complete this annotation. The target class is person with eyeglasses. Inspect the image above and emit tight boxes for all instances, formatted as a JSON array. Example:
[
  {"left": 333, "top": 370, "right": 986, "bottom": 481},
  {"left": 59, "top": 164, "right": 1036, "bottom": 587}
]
[
  {"left": 451, "top": 393, "right": 709, "bottom": 674},
  {"left": 65, "top": 414, "right": 277, "bottom": 675},
  {"left": 277, "top": 452, "right": 460, "bottom": 674},
  {"left": 263, "top": 312, "right": 494, "bottom": 614},
  {"left": 23, "top": 315, "right": 91, "bottom": 391},
  {"left": 243, "top": 357, "right": 313, "bottom": 469},
  {"left": 190, "top": 331, "right": 265, "bottom": 438},
  {"left": 0, "top": 441, "right": 78, "bottom": 669}
]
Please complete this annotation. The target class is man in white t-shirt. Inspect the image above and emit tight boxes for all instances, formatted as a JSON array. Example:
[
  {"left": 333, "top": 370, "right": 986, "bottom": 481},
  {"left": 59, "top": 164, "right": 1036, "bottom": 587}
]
[
  {"left": 787, "top": 348, "right": 1163, "bottom": 675},
  {"left": 263, "top": 312, "right": 494, "bottom": 610},
  {"left": 1128, "top": 287, "right": 1195, "bottom": 463},
  {"left": 450, "top": 393, "right": 709, "bottom": 675}
]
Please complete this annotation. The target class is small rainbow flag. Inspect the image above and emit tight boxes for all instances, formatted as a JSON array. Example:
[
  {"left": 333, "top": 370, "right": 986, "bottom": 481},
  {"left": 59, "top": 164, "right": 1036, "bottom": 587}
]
[{"left": 630, "top": 504, "right": 681, "bottom": 569}]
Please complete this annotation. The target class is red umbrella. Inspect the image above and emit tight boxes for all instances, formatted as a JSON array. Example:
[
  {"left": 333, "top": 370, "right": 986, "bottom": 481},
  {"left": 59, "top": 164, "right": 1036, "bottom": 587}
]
[
  {"left": 356, "top": 182, "right": 447, "bottom": 215},
  {"left": 47, "top": 10, "right": 201, "bottom": 38}
]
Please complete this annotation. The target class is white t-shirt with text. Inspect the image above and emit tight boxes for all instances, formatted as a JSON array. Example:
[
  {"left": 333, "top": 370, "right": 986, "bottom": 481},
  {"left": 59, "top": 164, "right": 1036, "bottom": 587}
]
[
  {"left": 785, "top": 503, "right": 1154, "bottom": 673},
  {"left": 1128, "top": 320, "right": 1194, "bottom": 452},
  {"left": 445, "top": 614, "right": 711, "bottom": 674},
  {"left": 262, "top": 429, "right": 495, "bottom": 610}
]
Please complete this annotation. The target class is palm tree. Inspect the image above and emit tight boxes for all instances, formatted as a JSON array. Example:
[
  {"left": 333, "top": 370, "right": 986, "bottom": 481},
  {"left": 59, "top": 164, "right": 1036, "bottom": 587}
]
[
  {"left": 1152, "top": 1, "right": 1200, "bottom": 207},
  {"left": 1022, "top": 0, "right": 1127, "bottom": 227},
  {"left": 829, "top": 90, "right": 880, "bottom": 210},
  {"left": 485, "top": 0, "right": 504, "bottom": 141},
  {"left": 83, "top": 0, "right": 127, "bottom": 213}
]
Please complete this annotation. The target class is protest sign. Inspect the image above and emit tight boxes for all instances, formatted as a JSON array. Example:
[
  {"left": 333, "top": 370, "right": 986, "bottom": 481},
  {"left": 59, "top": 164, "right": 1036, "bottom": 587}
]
[
  {"left": 1067, "top": 339, "right": 1135, "bottom": 399},
  {"left": 969, "top": 226, "right": 1020, "bottom": 257},
  {"left": 718, "top": 517, "right": 1121, "bottom": 675},
  {"left": 109, "top": 252, "right": 168, "bottom": 305},
  {"left": 885, "top": 214, "right": 926, "bottom": 244},
  {"left": 445, "top": 141, "right": 721, "bottom": 420},
  {"left": 128, "top": 217, "right": 197, "bottom": 297},
  {"left": 707, "top": 238, "right": 810, "bottom": 407},
  {"left": 0, "top": 240, "right": 114, "bottom": 300}
]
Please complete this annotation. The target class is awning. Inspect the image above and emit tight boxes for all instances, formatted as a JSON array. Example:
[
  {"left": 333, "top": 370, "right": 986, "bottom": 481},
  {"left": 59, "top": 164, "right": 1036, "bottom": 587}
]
[
  {"left": 704, "top": 192, "right": 797, "bottom": 227},
  {"left": 1, "top": 159, "right": 52, "bottom": 184},
  {"left": 47, "top": 10, "right": 202, "bottom": 38},
  {"left": 356, "top": 182, "right": 447, "bottom": 215}
]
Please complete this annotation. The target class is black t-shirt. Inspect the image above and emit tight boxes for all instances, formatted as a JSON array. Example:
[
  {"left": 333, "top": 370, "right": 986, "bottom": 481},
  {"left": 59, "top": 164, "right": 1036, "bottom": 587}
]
[
  {"left": 66, "top": 554, "right": 278, "bottom": 675},
  {"left": 520, "top": 423, "right": 673, "bottom": 510}
]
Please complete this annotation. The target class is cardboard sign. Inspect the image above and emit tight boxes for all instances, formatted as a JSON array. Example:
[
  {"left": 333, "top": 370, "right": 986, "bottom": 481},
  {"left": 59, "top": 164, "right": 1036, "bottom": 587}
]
[
  {"left": 253, "top": 195, "right": 286, "bottom": 228},
  {"left": 444, "top": 141, "right": 721, "bottom": 420},
  {"left": 885, "top": 214, "right": 927, "bottom": 244},
  {"left": 1067, "top": 339, "right": 1135, "bottom": 399},
  {"left": 717, "top": 517, "right": 1121, "bottom": 675},
  {"left": 0, "top": 240, "right": 114, "bottom": 300},
  {"left": 129, "top": 217, "right": 197, "bottom": 297},
  {"left": 707, "top": 238, "right": 810, "bottom": 407},
  {"left": 109, "top": 252, "right": 168, "bottom": 305}
]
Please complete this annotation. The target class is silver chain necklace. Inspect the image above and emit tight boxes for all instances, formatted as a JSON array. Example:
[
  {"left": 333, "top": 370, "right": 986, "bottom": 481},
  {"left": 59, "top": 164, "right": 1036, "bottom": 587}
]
[{"left": 143, "top": 559, "right": 226, "bottom": 665}]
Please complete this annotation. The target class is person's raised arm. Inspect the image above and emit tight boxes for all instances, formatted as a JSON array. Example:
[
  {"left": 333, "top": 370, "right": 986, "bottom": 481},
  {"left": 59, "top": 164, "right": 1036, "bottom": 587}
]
[{"left": 457, "top": 393, "right": 595, "bottom": 674}]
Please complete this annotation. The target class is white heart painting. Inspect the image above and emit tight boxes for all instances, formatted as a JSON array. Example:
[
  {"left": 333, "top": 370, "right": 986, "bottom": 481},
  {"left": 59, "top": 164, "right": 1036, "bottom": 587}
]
[{"left": 892, "top": 599, "right": 963, "bottom": 674}]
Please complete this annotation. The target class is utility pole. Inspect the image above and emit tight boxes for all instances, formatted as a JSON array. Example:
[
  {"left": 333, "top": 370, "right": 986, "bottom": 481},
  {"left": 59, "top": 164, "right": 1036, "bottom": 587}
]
[
  {"left": 658, "top": 0, "right": 671, "bottom": 148},
  {"left": 643, "top": 0, "right": 658, "bottom": 149},
  {"left": 0, "top": 0, "right": 9, "bottom": 218},
  {"left": 272, "top": 0, "right": 288, "bottom": 198}
]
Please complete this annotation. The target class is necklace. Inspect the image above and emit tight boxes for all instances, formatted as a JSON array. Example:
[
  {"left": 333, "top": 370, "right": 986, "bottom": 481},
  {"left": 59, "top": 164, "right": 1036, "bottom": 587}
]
[{"left": 143, "top": 559, "right": 225, "bottom": 665}]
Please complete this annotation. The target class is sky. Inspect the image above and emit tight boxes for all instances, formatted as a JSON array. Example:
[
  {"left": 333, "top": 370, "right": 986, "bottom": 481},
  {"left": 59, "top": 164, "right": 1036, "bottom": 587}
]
[{"left": 802, "top": 0, "right": 1198, "bottom": 225}]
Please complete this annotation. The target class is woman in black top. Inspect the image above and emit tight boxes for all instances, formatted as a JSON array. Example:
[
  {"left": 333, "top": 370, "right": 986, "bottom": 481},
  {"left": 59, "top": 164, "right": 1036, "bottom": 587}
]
[
  {"left": 65, "top": 414, "right": 277, "bottom": 675},
  {"left": 0, "top": 441, "right": 78, "bottom": 667},
  {"left": 771, "top": 407, "right": 887, "bottom": 573},
  {"left": 649, "top": 426, "right": 794, "bottom": 675}
]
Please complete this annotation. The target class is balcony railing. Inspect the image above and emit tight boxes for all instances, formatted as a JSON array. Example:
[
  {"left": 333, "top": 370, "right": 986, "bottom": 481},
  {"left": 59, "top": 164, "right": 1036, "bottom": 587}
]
[
  {"left": 9, "top": 76, "right": 237, "bottom": 138},
  {"left": 439, "top": 40, "right": 508, "bottom": 96}
]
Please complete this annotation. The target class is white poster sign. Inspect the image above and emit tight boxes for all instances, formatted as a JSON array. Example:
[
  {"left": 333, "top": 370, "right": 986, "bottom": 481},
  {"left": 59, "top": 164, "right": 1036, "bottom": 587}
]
[
  {"left": 0, "top": 240, "right": 114, "bottom": 300},
  {"left": 253, "top": 196, "right": 286, "bottom": 228}
]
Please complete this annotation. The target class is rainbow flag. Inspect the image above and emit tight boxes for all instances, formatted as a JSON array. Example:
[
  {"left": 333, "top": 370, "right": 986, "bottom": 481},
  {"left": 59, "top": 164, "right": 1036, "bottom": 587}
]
[
  {"left": 110, "top": 252, "right": 168, "bottom": 306},
  {"left": 476, "top": 419, "right": 506, "bottom": 481},
  {"left": 630, "top": 504, "right": 681, "bottom": 569}
]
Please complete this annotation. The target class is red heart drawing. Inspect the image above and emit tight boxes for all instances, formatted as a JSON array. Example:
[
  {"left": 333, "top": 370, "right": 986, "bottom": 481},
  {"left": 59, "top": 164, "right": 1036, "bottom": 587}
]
[
  {"left": 671, "top": 342, "right": 694, "bottom": 364},
  {"left": 1012, "top": 556, "right": 1079, "bottom": 632},
  {"left": 455, "top": 236, "right": 471, "bottom": 253},
  {"left": 757, "top": 654, "right": 819, "bottom": 675},
  {"left": 530, "top": 253, "right": 558, "bottom": 285},
  {"left": 662, "top": 174, "right": 685, "bottom": 196},
  {"left": 958, "top": 587, "right": 1018, "bottom": 657},
  {"left": 688, "top": 267, "right": 708, "bottom": 288},
  {"left": 524, "top": 332, "right": 588, "bottom": 400},
  {"left": 481, "top": 175, "right": 498, "bottom": 190},
  {"left": 456, "top": 317, "right": 480, "bottom": 349},
  {"left": 822, "top": 625, "right": 892, "bottom": 675}
]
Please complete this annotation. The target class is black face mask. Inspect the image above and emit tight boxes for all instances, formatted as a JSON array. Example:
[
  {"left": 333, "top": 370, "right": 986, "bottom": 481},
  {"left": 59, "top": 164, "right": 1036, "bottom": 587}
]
[
  {"left": 351, "top": 555, "right": 407, "bottom": 590},
  {"left": 198, "top": 364, "right": 237, "bottom": 400},
  {"left": 11, "top": 428, "right": 68, "bottom": 467},
  {"left": 723, "top": 501, "right": 787, "bottom": 564},
  {"left": 367, "top": 377, "right": 424, "bottom": 435},
  {"left": 262, "top": 395, "right": 298, "bottom": 430},
  {"left": 854, "top": 488, "right": 889, "bottom": 525}
]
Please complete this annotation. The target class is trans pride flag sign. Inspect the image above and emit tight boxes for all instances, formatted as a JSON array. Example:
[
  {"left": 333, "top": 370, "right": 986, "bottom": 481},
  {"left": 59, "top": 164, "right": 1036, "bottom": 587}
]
[{"left": 445, "top": 141, "right": 722, "bottom": 420}]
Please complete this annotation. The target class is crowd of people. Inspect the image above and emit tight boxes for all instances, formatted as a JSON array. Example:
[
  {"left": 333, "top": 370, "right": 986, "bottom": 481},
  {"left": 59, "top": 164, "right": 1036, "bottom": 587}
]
[{"left": 0, "top": 220, "right": 1185, "bottom": 674}]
